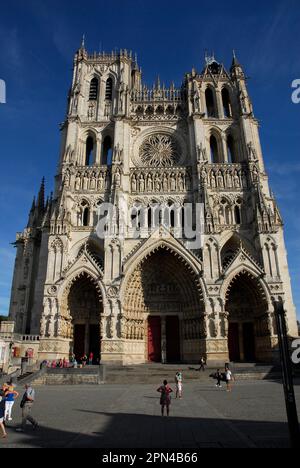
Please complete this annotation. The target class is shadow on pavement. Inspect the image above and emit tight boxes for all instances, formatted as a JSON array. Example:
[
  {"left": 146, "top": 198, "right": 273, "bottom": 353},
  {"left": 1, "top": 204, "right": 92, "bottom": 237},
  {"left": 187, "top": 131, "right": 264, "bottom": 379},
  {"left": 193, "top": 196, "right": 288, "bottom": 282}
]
[{"left": 0, "top": 411, "right": 293, "bottom": 449}]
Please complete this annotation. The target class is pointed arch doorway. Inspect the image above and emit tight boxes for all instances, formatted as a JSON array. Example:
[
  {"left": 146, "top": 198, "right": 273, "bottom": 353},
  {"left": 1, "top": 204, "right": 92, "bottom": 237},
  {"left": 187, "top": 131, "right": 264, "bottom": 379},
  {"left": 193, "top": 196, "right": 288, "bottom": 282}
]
[
  {"left": 67, "top": 272, "right": 103, "bottom": 363},
  {"left": 124, "top": 247, "right": 204, "bottom": 364},
  {"left": 226, "top": 271, "right": 268, "bottom": 362}
]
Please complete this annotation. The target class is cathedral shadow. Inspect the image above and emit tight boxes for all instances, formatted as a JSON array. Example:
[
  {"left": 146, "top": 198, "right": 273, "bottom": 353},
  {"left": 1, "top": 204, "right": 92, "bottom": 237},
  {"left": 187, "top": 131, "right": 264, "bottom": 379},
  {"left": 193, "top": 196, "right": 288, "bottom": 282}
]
[{"left": 1, "top": 411, "right": 294, "bottom": 449}]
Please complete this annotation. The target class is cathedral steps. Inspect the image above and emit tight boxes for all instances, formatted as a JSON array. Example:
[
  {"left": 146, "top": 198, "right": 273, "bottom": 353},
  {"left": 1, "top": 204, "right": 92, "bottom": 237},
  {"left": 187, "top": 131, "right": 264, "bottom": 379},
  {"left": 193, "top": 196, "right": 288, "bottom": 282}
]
[
  {"left": 104, "top": 363, "right": 284, "bottom": 384},
  {"left": 14, "top": 363, "right": 300, "bottom": 385}
]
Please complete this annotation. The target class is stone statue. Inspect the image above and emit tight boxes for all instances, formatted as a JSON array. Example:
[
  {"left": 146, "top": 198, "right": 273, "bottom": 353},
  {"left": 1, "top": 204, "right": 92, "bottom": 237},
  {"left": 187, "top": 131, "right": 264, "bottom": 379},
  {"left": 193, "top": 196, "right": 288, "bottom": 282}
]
[
  {"left": 170, "top": 174, "right": 176, "bottom": 191},
  {"left": 98, "top": 173, "right": 104, "bottom": 190},
  {"left": 147, "top": 174, "right": 153, "bottom": 191},
  {"left": 75, "top": 174, "right": 81, "bottom": 191},
  {"left": 139, "top": 175, "right": 145, "bottom": 192},
  {"left": 131, "top": 175, "right": 137, "bottom": 192},
  {"left": 234, "top": 171, "right": 240, "bottom": 188},
  {"left": 90, "top": 173, "right": 96, "bottom": 190},
  {"left": 83, "top": 173, "right": 89, "bottom": 190},
  {"left": 163, "top": 174, "right": 168, "bottom": 192}
]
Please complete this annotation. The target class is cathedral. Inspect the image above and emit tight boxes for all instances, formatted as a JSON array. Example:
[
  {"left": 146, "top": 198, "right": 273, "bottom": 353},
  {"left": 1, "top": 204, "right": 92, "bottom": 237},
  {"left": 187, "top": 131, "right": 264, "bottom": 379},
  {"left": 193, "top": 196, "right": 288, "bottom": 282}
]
[{"left": 3, "top": 43, "right": 298, "bottom": 367}]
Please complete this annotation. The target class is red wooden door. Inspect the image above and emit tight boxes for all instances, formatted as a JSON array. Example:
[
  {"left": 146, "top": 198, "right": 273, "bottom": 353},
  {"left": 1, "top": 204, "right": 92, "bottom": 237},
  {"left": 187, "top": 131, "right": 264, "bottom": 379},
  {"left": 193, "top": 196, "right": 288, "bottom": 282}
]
[
  {"left": 228, "top": 322, "right": 240, "bottom": 362},
  {"left": 166, "top": 316, "right": 180, "bottom": 362},
  {"left": 148, "top": 317, "right": 161, "bottom": 362}
]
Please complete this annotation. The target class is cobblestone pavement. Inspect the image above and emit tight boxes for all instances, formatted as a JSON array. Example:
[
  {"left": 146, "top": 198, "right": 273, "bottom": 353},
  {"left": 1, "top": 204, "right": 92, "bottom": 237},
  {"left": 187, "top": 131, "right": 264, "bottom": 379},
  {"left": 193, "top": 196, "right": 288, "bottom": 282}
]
[{"left": 1, "top": 379, "right": 300, "bottom": 448}]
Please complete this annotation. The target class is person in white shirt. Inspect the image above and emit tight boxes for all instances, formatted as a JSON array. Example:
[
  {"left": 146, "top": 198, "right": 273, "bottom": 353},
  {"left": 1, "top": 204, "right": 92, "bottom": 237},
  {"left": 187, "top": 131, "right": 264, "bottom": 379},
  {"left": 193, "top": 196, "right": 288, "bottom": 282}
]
[
  {"left": 175, "top": 372, "right": 183, "bottom": 399},
  {"left": 225, "top": 366, "right": 234, "bottom": 392}
]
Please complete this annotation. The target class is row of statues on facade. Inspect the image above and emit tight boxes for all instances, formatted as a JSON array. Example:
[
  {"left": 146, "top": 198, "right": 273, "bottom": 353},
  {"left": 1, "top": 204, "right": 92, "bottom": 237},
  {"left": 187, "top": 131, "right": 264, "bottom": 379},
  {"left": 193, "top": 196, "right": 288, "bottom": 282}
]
[
  {"left": 131, "top": 171, "right": 191, "bottom": 193},
  {"left": 67, "top": 171, "right": 110, "bottom": 191},
  {"left": 202, "top": 168, "right": 251, "bottom": 189}
]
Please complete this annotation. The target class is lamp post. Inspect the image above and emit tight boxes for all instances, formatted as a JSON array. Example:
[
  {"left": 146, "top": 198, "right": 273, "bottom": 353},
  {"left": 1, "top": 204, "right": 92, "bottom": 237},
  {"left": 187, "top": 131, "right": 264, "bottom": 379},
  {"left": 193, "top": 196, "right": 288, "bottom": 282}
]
[{"left": 273, "top": 300, "right": 300, "bottom": 448}]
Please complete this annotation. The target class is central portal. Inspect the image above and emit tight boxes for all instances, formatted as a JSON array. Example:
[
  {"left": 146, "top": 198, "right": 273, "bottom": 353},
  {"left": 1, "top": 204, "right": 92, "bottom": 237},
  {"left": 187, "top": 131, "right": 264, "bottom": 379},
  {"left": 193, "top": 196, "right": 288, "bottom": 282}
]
[{"left": 124, "top": 247, "right": 203, "bottom": 364}]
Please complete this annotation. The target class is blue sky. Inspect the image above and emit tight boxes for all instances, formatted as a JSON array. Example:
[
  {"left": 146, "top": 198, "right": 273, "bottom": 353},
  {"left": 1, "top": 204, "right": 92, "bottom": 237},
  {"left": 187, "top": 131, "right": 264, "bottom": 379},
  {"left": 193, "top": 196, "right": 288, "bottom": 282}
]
[{"left": 0, "top": 0, "right": 299, "bottom": 318}]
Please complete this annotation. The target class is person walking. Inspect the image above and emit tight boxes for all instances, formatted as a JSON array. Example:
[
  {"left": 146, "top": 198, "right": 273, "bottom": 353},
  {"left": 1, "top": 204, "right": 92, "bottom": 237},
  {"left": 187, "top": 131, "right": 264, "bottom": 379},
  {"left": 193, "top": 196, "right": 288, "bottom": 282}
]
[
  {"left": 4, "top": 383, "right": 19, "bottom": 421},
  {"left": 225, "top": 366, "right": 234, "bottom": 392},
  {"left": 0, "top": 389, "right": 7, "bottom": 438},
  {"left": 157, "top": 380, "right": 173, "bottom": 417},
  {"left": 215, "top": 369, "right": 222, "bottom": 388},
  {"left": 198, "top": 356, "right": 206, "bottom": 372},
  {"left": 175, "top": 371, "right": 183, "bottom": 399},
  {"left": 16, "top": 384, "right": 38, "bottom": 432}
]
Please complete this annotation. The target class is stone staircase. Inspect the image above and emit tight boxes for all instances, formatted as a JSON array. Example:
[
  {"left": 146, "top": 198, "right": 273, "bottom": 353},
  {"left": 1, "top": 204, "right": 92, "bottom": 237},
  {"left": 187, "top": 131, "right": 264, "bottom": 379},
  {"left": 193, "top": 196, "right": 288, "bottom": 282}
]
[
  {"left": 7, "top": 362, "right": 299, "bottom": 386},
  {"left": 105, "top": 363, "right": 284, "bottom": 384}
]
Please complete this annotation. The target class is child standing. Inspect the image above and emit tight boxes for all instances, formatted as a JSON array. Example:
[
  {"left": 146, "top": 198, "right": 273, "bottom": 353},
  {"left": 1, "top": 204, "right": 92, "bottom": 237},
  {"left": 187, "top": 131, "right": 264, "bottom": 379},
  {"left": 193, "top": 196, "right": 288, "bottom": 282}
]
[{"left": 175, "top": 372, "right": 183, "bottom": 399}]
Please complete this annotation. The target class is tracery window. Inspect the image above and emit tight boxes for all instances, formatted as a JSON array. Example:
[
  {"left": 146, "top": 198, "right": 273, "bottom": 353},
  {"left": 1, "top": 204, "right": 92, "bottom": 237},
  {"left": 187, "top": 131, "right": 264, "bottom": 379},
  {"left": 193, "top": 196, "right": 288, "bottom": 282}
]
[
  {"left": 102, "top": 136, "right": 113, "bottom": 165},
  {"left": 139, "top": 134, "right": 180, "bottom": 167},
  {"left": 105, "top": 77, "right": 113, "bottom": 101},
  {"left": 222, "top": 88, "right": 232, "bottom": 118},
  {"left": 89, "top": 78, "right": 99, "bottom": 101},
  {"left": 205, "top": 87, "right": 217, "bottom": 118},
  {"left": 85, "top": 136, "right": 94, "bottom": 166}
]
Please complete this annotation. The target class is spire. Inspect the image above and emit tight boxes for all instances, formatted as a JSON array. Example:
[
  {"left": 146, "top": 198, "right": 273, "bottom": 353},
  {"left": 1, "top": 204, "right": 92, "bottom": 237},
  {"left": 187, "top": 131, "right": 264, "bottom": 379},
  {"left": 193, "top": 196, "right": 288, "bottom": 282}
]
[
  {"left": 231, "top": 50, "right": 242, "bottom": 71},
  {"left": 37, "top": 177, "right": 45, "bottom": 212},
  {"left": 30, "top": 196, "right": 36, "bottom": 213},
  {"left": 81, "top": 34, "right": 85, "bottom": 49}
]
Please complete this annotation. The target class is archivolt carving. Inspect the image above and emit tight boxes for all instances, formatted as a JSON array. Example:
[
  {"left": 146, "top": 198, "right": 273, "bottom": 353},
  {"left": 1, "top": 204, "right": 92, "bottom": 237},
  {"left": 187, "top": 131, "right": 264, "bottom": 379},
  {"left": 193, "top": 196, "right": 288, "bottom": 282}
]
[{"left": 123, "top": 247, "right": 204, "bottom": 341}]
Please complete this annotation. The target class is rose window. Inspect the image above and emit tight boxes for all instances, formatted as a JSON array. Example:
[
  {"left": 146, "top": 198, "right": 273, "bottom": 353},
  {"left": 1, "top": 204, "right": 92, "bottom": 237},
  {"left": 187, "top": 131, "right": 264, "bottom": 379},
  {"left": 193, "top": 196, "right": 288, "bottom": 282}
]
[{"left": 139, "top": 134, "right": 180, "bottom": 167}]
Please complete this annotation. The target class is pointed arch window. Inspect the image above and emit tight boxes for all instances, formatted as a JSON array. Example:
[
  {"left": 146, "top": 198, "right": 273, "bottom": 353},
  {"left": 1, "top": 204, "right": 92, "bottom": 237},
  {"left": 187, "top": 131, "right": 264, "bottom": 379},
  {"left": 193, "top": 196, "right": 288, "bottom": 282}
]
[
  {"left": 148, "top": 207, "right": 152, "bottom": 229},
  {"left": 105, "top": 77, "right": 113, "bottom": 101},
  {"left": 102, "top": 136, "right": 113, "bottom": 166},
  {"left": 205, "top": 87, "right": 217, "bottom": 118},
  {"left": 210, "top": 135, "right": 220, "bottom": 163},
  {"left": 131, "top": 204, "right": 141, "bottom": 230},
  {"left": 227, "top": 135, "right": 237, "bottom": 163},
  {"left": 89, "top": 77, "right": 99, "bottom": 101},
  {"left": 234, "top": 205, "right": 241, "bottom": 225},
  {"left": 80, "top": 201, "right": 90, "bottom": 227},
  {"left": 222, "top": 88, "right": 232, "bottom": 118},
  {"left": 85, "top": 136, "right": 95, "bottom": 166}
]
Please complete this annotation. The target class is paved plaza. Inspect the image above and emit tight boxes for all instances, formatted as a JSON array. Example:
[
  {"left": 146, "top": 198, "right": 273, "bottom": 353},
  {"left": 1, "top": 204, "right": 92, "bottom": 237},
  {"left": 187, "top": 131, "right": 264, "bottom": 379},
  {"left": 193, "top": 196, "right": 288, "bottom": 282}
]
[{"left": 1, "top": 379, "right": 300, "bottom": 448}]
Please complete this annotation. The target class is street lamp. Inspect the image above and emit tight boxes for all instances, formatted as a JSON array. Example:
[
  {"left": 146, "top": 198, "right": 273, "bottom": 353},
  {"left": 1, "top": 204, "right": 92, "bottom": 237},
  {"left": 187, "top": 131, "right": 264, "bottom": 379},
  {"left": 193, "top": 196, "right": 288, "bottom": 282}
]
[{"left": 273, "top": 300, "right": 300, "bottom": 448}]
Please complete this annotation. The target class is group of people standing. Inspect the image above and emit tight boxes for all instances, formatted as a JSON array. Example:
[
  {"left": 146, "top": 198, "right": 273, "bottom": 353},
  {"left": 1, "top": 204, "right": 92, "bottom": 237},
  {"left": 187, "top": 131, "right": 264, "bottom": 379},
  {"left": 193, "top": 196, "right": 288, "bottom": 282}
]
[
  {"left": 157, "top": 364, "right": 234, "bottom": 417},
  {"left": 212, "top": 365, "right": 234, "bottom": 391},
  {"left": 0, "top": 381, "right": 38, "bottom": 438},
  {"left": 40, "top": 352, "right": 95, "bottom": 370}
]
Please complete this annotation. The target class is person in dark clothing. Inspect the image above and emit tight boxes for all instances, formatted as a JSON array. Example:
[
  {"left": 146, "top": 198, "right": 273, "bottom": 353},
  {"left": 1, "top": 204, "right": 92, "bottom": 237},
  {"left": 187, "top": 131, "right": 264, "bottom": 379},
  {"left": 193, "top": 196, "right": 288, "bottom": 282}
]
[
  {"left": 198, "top": 357, "right": 206, "bottom": 372},
  {"left": 0, "top": 390, "right": 7, "bottom": 438},
  {"left": 157, "top": 380, "right": 173, "bottom": 417},
  {"left": 215, "top": 369, "right": 222, "bottom": 388}
]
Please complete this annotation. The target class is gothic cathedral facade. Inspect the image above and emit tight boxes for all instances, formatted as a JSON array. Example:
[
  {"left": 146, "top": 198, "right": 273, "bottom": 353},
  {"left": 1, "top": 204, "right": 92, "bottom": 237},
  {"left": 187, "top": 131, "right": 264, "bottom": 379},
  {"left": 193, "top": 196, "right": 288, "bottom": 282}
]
[{"left": 7, "top": 45, "right": 298, "bottom": 365}]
